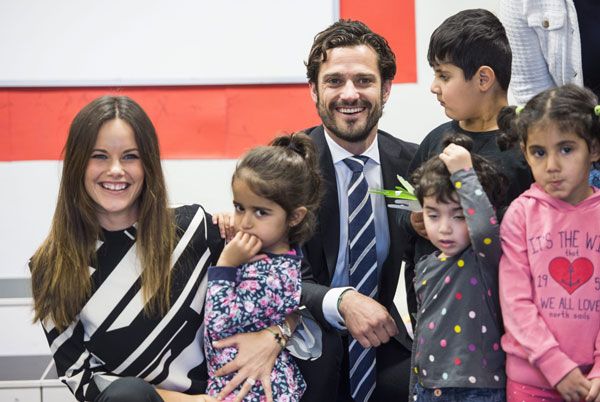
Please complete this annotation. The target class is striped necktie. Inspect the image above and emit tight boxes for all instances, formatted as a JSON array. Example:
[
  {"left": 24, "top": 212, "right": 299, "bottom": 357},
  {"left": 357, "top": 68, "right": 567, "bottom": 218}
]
[{"left": 343, "top": 155, "right": 377, "bottom": 402}]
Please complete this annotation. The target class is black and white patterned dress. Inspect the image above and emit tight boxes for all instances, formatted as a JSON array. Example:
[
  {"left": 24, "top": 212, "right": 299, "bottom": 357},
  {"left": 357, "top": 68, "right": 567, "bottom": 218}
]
[{"left": 41, "top": 204, "right": 223, "bottom": 401}]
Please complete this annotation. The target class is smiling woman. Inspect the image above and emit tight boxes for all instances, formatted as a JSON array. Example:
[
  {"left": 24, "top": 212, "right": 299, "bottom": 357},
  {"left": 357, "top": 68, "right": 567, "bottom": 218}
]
[
  {"left": 27, "top": 95, "right": 306, "bottom": 402},
  {"left": 85, "top": 119, "right": 145, "bottom": 230}
]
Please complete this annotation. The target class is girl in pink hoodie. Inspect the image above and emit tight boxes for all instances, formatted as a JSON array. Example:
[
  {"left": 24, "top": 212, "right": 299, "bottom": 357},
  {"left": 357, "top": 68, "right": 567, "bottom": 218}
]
[{"left": 498, "top": 84, "right": 600, "bottom": 402}]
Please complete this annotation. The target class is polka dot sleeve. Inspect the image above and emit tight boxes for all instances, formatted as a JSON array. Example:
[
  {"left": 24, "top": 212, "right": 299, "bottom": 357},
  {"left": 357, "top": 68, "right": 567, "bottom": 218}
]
[{"left": 451, "top": 168, "right": 502, "bottom": 268}]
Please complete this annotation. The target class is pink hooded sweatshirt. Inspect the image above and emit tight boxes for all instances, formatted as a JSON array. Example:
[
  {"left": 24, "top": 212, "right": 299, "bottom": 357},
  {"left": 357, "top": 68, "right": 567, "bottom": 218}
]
[{"left": 500, "top": 184, "right": 600, "bottom": 389}]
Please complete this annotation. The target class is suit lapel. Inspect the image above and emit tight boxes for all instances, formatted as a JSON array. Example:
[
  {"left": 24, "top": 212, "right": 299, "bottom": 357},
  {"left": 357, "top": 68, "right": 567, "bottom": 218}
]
[
  {"left": 378, "top": 133, "right": 401, "bottom": 226},
  {"left": 310, "top": 126, "right": 340, "bottom": 278}
]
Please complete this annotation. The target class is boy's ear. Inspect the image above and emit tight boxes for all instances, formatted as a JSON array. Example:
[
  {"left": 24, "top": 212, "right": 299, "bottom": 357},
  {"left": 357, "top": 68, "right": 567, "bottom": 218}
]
[
  {"left": 288, "top": 206, "right": 308, "bottom": 227},
  {"left": 477, "top": 66, "right": 496, "bottom": 91}
]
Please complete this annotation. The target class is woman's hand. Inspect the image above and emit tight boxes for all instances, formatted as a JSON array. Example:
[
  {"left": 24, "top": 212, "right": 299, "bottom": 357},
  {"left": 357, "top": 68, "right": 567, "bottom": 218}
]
[
  {"left": 212, "top": 212, "right": 236, "bottom": 241},
  {"left": 212, "top": 328, "right": 281, "bottom": 402},
  {"left": 216, "top": 232, "right": 262, "bottom": 267}
]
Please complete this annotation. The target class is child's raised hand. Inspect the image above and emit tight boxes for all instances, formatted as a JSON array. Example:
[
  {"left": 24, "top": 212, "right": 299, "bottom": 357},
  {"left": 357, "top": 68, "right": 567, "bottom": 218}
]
[
  {"left": 439, "top": 143, "right": 473, "bottom": 174},
  {"left": 216, "top": 231, "right": 262, "bottom": 267},
  {"left": 212, "top": 211, "right": 236, "bottom": 241},
  {"left": 586, "top": 377, "right": 600, "bottom": 402},
  {"left": 555, "top": 367, "right": 591, "bottom": 402}
]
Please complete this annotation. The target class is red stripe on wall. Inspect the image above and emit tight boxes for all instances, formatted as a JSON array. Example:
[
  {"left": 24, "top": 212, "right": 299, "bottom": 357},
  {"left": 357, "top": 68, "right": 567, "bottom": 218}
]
[
  {"left": 0, "top": 85, "right": 320, "bottom": 160},
  {"left": 341, "top": 0, "right": 416, "bottom": 84},
  {"left": 0, "top": 0, "right": 415, "bottom": 161}
]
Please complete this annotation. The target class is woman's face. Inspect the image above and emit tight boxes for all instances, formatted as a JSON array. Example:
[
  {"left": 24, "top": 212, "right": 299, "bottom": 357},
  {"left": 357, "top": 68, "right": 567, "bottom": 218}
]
[{"left": 84, "top": 118, "right": 145, "bottom": 230}]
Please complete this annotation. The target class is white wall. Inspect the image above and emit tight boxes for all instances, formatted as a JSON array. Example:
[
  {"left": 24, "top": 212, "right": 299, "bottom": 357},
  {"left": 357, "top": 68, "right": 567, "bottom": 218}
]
[
  {"left": 0, "top": 0, "right": 337, "bottom": 86},
  {"left": 1, "top": 0, "right": 499, "bottom": 281}
]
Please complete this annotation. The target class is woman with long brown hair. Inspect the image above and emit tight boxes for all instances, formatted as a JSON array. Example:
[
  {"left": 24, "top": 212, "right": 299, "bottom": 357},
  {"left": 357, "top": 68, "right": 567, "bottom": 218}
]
[{"left": 29, "top": 95, "right": 302, "bottom": 402}]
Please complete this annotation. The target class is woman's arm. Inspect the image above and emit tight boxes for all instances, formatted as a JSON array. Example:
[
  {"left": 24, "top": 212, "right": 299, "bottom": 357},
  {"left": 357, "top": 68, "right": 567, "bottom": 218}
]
[{"left": 42, "top": 319, "right": 116, "bottom": 402}]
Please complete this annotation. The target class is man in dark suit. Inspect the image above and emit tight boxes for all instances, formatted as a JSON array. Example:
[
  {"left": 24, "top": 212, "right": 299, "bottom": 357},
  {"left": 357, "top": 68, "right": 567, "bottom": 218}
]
[{"left": 297, "top": 20, "right": 418, "bottom": 402}]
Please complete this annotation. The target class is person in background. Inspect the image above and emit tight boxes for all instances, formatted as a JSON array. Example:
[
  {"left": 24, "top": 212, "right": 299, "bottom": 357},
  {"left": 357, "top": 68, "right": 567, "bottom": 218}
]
[
  {"left": 498, "top": 84, "right": 600, "bottom": 401},
  {"left": 500, "top": 0, "right": 600, "bottom": 104}
]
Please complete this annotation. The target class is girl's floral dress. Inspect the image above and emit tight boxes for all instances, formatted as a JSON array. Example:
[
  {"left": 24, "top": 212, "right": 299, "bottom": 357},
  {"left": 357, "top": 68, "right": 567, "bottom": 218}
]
[{"left": 204, "top": 248, "right": 305, "bottom": 402}]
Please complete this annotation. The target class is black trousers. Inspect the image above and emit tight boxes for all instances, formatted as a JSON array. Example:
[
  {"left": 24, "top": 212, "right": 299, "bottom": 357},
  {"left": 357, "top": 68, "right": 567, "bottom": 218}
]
[
  {"left": 95, "top": 377, "right": 163, "bottom": 402},
  {"left": 297, "top": 329, "right": 411, "bottom": 402},
  {"left": 296, "top": 326, "right": 344, "bottom": 401}
]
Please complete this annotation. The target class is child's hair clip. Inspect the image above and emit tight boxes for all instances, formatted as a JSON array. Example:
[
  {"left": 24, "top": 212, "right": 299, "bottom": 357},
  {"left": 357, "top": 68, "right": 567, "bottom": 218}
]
[
  {"left": 515, "top": 106, "right": 524, "bottom": 115},
  {"left": 594, "top": 105, "right": 600, "bottom": 117}
]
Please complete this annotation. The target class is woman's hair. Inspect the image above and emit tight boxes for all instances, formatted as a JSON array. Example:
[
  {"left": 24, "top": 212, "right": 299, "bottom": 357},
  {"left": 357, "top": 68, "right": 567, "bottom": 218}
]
[
  {"left": 232, "top": 132, "right": 322, "bottom": 245},
  {"left": 412, "top": 134, "right": 507, "bottom": 209},
  {"left": 497, "top": 84, "right": 600, "bottom": 150},
  {"left": 30, "top": 95, "right": 175, "bottom": 330}
]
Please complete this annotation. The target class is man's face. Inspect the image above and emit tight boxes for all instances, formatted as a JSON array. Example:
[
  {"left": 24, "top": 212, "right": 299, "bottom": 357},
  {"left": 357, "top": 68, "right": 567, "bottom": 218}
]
[{"left": 310, "top": 45, "right": 391, "bottom": 147}]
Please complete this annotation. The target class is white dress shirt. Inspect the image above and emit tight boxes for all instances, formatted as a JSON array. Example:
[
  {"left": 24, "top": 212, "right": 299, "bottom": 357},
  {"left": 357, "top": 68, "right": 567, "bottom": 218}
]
[{"left": 321, "top": 129, "right": 390, "bottom": 329}]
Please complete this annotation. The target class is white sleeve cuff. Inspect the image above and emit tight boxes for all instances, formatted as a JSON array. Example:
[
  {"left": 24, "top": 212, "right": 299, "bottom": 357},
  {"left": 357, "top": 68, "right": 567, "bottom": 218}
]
[
  {"left": 286, "top": 309, "right": 322, "bottom": 361},
  {"left": 323, "top": 286, "right": 354, "bottom": 330}
]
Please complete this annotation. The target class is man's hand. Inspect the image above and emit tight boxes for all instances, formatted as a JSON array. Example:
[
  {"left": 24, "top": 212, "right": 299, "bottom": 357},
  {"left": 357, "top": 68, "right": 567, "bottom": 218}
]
[
  {"left": 338, "top": 290, "right": 398, "bottom": 348},
  {"left": 212, "top": 329, "right": 281, "bottom": 402},
  {"left": 216, "top": 232, "right": 262, "bottom": 267},
  {"left": 410, "top": 212, "right": 428, "bottom": 239},
  {"left": 555, "top": 367, "right": 591, "bottom": 402}
]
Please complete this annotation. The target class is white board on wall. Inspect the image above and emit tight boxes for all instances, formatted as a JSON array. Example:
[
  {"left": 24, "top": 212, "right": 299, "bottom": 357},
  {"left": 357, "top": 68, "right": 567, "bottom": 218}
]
[{"left": 0, "top": 0, "right": 338, "bottom": 87}]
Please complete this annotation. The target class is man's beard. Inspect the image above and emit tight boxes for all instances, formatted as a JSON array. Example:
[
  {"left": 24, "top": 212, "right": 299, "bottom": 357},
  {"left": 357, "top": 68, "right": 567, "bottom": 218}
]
[{"left": 316, "top": 94, "right": 384, "bottom": 143}]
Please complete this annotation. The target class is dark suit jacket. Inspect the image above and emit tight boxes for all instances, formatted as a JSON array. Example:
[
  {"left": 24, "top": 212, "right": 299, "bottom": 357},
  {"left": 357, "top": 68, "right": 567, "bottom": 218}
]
[{"left": 301, "top": 125, "right": 418, "bottom": 351}]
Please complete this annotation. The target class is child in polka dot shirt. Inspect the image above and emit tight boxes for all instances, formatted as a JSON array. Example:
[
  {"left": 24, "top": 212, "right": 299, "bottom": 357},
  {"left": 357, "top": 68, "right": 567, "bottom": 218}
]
[{"left": 409, "top": 134, "right": 507, "bottom": 401}]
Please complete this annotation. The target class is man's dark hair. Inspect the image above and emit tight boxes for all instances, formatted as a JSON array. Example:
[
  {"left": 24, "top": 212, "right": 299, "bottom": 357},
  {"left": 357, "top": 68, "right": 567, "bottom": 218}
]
[
  {"left": 305, "top": 19, "right": 396, "bottom": 84},
  {"left": 427, "top": 9, "right": 511, "bottom": 91}
]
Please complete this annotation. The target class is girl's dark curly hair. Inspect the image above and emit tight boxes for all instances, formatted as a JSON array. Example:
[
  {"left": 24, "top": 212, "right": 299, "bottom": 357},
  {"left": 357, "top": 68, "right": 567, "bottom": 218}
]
[
  {"left": 497, "top": 84, "right": 600, "bottom": 151},
  {"left": 412, "top": 133, "right": 507, "bottom": 209},
  {"left": 233, "top": 132, "right": 322, "bottom": 245}
]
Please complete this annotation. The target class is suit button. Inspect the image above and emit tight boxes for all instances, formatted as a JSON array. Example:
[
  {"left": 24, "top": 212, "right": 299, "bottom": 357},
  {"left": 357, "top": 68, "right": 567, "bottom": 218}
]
[{"left": 543, "top": 19, "right": 549, "bottom": 28}]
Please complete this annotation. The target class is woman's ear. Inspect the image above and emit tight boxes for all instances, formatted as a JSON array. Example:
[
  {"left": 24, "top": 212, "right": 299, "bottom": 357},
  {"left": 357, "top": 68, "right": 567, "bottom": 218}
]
[{"left": 288, "top": 206, "right": 308, "bottom": 227}]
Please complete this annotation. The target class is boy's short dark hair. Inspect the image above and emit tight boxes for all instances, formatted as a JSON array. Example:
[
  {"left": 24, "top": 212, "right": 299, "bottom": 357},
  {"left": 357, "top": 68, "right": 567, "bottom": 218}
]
[{"left": 427, "top": 8, "right": 511, "bottom": 91}]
